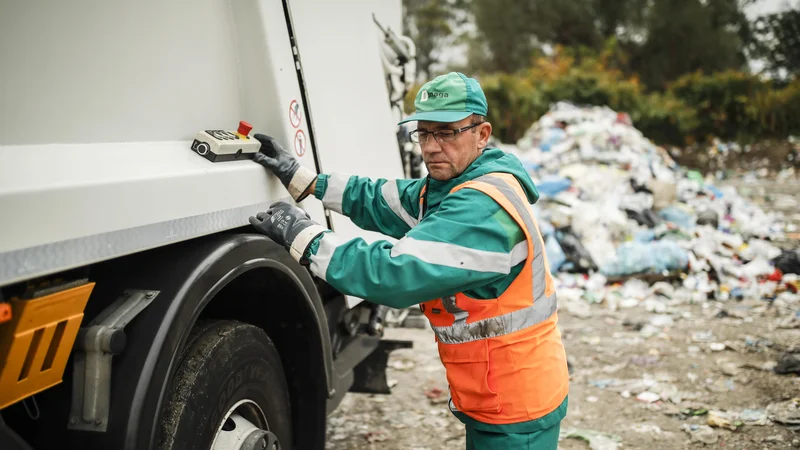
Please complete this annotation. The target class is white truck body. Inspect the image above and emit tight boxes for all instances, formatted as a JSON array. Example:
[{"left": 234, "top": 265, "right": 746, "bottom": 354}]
[
  {"left": 0, "top": 3, "right": 415, "bottom": 448},
  {"left": 0, "top": 0, "right": 405, "bottom": 287}
]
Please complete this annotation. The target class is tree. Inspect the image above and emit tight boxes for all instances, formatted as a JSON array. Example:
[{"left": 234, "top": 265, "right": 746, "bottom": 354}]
[
  {"left": 625, "top": 0, "right": 750, "bottom": 89},
  {"left": 457, "top": 0, "right": 751, "bottom": 88},
  {"left": 593, "top": 0, "right": 648, "bottom": 42},
  {"left": 469, "top": 0, "right": 539, "bottom": 73},
  {"left": 467, "top": 0, "right": 647, "bottom": 73},
  {"left": 748, "top": 8, "right": 800, "bottom": 80},
  {"left": 403, "top": 0, "right": 466, "bottom": 81}
]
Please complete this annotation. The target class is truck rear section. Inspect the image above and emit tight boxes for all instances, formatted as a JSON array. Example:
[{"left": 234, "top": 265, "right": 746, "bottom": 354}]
[{"left": 0, "top": 1, "right": 415, "bottom": 449}]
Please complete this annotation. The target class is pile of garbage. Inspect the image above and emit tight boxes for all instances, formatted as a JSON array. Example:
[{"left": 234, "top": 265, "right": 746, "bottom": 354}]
[{"left": 498, "top": 101, "right": 800, "bottom": 305}]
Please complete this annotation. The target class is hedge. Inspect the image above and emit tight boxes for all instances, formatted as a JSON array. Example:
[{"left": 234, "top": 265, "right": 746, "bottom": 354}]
[{"left": 404, "top": 55, "right": 797, "bottom": 146}]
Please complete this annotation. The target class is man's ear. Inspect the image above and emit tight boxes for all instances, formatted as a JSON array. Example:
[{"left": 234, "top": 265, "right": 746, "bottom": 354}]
[{"left": 478, "top": 122, "right": 492, "bottom": 148}]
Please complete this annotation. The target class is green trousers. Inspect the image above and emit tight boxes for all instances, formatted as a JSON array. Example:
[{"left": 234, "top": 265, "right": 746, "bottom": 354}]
[
  {"left": 465, "top": 421, "right": 560, "bottom": 450},
  {"left": 456, "top": 396, "right": 567, "bottom": 450}
]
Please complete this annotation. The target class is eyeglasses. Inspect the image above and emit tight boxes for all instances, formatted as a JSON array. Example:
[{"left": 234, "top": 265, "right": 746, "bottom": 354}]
[{"left": 410, "top": 122, "right": 483, "bottom": 144}]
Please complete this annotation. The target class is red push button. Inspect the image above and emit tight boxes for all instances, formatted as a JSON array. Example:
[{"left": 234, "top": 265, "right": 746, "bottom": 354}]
[{"left": 237, "top": 120, "right": 253, "bottom": 136}]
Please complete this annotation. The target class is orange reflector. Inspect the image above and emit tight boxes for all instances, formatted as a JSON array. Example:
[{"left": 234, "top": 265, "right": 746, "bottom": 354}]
[
  {"left": 0, "top": 303, "right": 10, "bottom": 324},
  {"left": 0, "top": 282, "right": 94, "bottom": 409}
]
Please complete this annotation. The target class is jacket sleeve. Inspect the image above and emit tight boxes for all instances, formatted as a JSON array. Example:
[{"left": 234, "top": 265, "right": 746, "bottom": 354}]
[
  {"left": 304, "top": 186, "right": 528, "bottom": 309},
  {"left": 313, "top": 173, "right": 423, "bottom": 240}
]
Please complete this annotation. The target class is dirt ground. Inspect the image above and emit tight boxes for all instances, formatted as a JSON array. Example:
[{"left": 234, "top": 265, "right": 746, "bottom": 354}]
[{"left": 326, "top": 299, "right": 800, "bottom": 449}]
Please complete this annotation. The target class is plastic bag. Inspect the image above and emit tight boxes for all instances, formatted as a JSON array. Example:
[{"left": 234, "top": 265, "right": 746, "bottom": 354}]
[
  {"left": 741, "top": 239, "right": 783, "bottom": 261},
  {"left": 773, "top": 249, "right": 800, "bottom": 275},
  {"left": 695, "top": 209, "right": 719, "bottom": 229},
  {"left": 535, "top": 176, "right": 572, "bottom": 197},
  {"left": 555, "top": 227, "right": 598, "bottom": 273},
  {"left": 539, "top": 127, "right": 567, "bottom": 152},
  {"left": 545, "top": 235, "right": 566, "bottom": 274},
  {"left": 600, "top": 241, "right": 689, "bottom": 277},
  {"left": 658, "top": 206, "right": 695, "bottom": 230},
  {"left": 625, "top": 209, "right": 661, "bottom": 228}
]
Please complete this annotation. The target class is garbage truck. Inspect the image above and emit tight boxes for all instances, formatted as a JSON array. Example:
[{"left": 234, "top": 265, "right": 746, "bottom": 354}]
[{"left": 0, "top": 1, "right": 420, "bottom": 449}]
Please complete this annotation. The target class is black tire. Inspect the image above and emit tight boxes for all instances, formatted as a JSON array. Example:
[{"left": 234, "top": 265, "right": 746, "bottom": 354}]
[{"left": 158, "top": 320, "right": 293, "bottom": 450}]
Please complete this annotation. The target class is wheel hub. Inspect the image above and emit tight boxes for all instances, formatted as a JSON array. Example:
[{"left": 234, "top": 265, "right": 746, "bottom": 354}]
[{"left": 210, "top": 400, "right": 281, "bottom": 450}]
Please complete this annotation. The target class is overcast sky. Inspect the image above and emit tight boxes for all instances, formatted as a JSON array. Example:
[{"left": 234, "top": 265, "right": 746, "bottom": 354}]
[
  {"left": 745, "top": 0, "right": 798, "bottom": 17},
  {"left": 745, "top": 0, "right": 798, "bottom": 74}
]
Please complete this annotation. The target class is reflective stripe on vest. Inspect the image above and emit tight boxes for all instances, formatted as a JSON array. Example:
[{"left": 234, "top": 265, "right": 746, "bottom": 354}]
[
  {"left": 417, "top": 184, "right": 427, "bottom": 222},
  {"left": 427, "top": 174, "right": 557, "bottom": 345}
]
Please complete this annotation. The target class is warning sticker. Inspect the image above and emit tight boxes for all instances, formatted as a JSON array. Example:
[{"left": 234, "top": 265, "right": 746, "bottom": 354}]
[
  {"left": 289, "top": 99, "right": 302, "bottom": 128},
  {"left": 294, "top": 129, "right": 306, "bottom": 157}
]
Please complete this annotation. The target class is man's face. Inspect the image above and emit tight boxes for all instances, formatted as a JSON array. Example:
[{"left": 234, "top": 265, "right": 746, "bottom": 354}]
[{"left": 416, "top": 116, "right": 492, "bottom": 181}]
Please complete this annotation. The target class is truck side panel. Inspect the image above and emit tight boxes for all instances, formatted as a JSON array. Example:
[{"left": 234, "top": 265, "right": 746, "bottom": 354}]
[
  {"left": 0, "top": 0, "right": 325, "bottom": 285},
  {"left": 287, "top": 0, "right": 406, "bottom": 243}
]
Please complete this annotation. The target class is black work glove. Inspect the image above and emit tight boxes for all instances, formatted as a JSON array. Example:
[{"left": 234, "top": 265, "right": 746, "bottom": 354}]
[
  {"left": 249, "top": 201, "right": 328, "bottom": 265},
  {"left": 253, "top": 134, "right": 318, "bottom": 202}
]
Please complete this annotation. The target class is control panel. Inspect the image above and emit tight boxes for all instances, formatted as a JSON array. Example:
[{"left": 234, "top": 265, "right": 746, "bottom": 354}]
[{"left": 190, "top": 120, "right": 261, "bottom": 162}]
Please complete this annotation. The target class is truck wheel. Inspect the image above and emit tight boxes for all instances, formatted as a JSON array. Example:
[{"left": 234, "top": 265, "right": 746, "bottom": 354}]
[{"left": 159, "top": 320, "right": 293, "bottom": 450}]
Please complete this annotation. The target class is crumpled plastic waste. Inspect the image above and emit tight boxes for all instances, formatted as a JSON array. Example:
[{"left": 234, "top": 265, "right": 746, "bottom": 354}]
[
  {"left": 555, "top": 227, "right": 598, "bottom": 273},
  {"left": 658, "top": 206, "right": 695, "bottom": 230},
  {"left": 681, "top": 424, "right": 718, "bottom": 444},
  {"left": 545, "top": 235, "right": 566, "bottom": 274},
  {"left": 766, "top": 398, "right": 800, "bottom": 429},
  {"left": 538, "top": 126, "right": 567, "bottom": 153},
  {"left": 560, "top": 428, "right": 622, "bottom": 450},
  {"left": 707, "top": 410, "right": 743, "bottom": 430},
  {"left": 600, "top": 241, "right": 689, "bottom": 277},
  {"left": 534, "top": 176, "right": 572, "bottom": 197},
  {"left": 739, "top": 409, "right": 768, "bottom": 426}
]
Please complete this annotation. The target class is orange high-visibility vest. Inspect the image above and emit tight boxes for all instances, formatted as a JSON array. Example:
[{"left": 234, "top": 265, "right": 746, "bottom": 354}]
[{"left": 419, "top": 172, "right": 569, "bottom": 424}]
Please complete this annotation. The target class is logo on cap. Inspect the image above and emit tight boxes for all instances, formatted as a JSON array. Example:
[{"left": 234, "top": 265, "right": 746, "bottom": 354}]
[{"left": 420, "top": 90, "right": 429, "bottom": 102}]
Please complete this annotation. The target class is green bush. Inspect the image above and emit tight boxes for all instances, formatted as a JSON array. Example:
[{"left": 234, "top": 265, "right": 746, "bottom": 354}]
[
  {"left": 752, "top": 79, "right": 800, "bottom": 139},
  {"left": 479, "top": 73, "right": 546, "bottom": 143},
  {"left": 632, "top": 92, "right": 700, "bottom": 147},
  {"left": 403, "top": 60, "right": 796, "bottom": 147},
  {"left": 538, "top": 68, "right": 642, "bottom": 116},
  {"left": 403, "top": 84, "right": 422, "bottom": 117},
  {"left": 668, "top": 71, "right": 770, "bottom": 143}
]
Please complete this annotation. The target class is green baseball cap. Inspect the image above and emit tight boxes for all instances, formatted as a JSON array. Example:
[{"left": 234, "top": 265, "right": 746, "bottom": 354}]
[{"left": 398, "top": 72, "right": 488, "bottom": 124}]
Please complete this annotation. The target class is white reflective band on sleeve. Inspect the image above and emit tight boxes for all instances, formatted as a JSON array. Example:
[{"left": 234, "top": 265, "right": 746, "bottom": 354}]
[
  {"left": 289, "top": 224, "right": 327, "bottom": 262},
  {"left": 432, "top": 293, "right": 557, "bottom": 344},
  {"left": 390, "top": 237, "right": 515, "bottom": 274},
  {"left": 322, "top": 172, "right": 350, "bottom": 214},
  {"left": 510, "top": 240, "right": 528, "bottom": 266},
  {"left": 381, "top": 180, "right": 418, "bottom": 228},
  {"left": 309, "top": 232, "right": 348, "bottom": 281},
  {"left": 287, "top": 166, "right": 318, "bottom": 201}
]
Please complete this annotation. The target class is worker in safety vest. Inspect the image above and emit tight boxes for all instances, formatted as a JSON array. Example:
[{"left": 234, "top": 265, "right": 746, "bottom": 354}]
[{"left": 249, "top": 72, "right": 569, "bottom": 449}]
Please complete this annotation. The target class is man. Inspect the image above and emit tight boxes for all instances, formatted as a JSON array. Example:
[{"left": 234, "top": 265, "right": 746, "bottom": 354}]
[{"left": 250, "top": 72, "right": 569, "bottom": 449}]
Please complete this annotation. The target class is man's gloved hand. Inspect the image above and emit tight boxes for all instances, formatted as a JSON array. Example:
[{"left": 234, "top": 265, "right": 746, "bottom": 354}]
[
  {"left": 249, "top": 201, "right": 328, "bottom": 265},
  {"left": 253, "top": 134, "right": 318, "bottom": 202}
]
